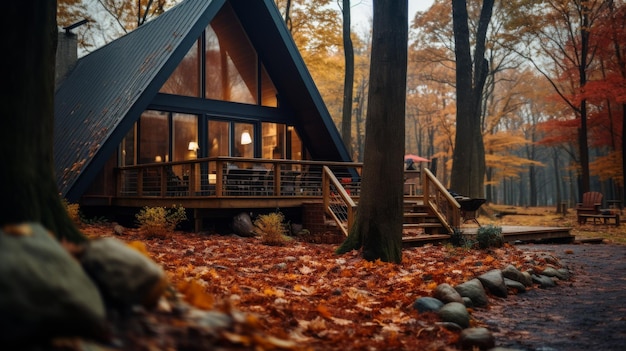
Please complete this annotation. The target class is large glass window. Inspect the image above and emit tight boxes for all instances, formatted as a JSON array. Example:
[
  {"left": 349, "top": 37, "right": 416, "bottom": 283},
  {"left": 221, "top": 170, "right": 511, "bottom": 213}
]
[
  {"left": 120, "top": 124, "right": 136, "bottom": 166},
  {"left": 208, "top": 120, "right": 230, "bottom": 157},
  {"left": 173, "top": 114, "right": 198, "bottom": 161},
  {"left": 234, "top": 122, "right": 254, "bottom": 158},
  {"left": 205, "top": 3, "right": 257, "bottom": 104},
  {"left": 139, "top": 110, "right": 169, "bottom": 163},
  {"left": 262, "top": 122, "right": 285, "bottom": 159},
  {"left": 160, "top": 40, "right": 200, "bottom": 97}
]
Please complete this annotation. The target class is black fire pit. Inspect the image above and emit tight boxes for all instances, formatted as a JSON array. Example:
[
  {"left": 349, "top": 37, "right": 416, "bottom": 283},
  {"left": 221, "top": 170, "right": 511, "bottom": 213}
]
[{"left": 456, "top": 197, "right": 486, "bottom": 226}]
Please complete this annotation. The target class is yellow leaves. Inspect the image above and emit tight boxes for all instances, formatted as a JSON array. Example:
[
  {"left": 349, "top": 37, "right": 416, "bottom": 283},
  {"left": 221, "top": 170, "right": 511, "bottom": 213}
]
[
  {"left": 2, "top": 223, "right": 34, "bottom": 237},
  {"left": 426, "top": 281, "right": 438, "bottom": 290},
  {"left": 177, "top": 279, "right": 214, "bottom": 310},
  {"left": 127, "top": 240, "right": 150, "bottom": 256}
]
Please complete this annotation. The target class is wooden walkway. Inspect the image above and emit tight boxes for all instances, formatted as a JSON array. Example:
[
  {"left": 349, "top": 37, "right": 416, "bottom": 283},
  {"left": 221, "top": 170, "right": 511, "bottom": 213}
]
[{"left": 402, "top": 225, "right": 574, "bottom": 247}]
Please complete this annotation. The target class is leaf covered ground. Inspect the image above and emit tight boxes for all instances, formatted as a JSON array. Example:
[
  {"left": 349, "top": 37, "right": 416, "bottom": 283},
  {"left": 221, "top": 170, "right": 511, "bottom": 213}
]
[{"left": 76, "top": 205, "right": 615, "bottom": 350}]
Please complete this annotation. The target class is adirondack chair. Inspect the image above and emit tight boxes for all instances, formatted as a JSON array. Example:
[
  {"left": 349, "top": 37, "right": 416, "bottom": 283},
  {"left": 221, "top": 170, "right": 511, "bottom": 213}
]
[{"left": 576, "top": 191, "right": 603, "bottom": 224}]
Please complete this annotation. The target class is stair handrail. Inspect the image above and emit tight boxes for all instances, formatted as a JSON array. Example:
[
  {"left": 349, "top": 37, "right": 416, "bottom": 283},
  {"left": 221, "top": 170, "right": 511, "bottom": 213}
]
[
  {"left": 322, "top": 166, "right": 357, "bottom": 236},
  {"left": 422, "top": 168, "right": 461, "bottom": 232}
]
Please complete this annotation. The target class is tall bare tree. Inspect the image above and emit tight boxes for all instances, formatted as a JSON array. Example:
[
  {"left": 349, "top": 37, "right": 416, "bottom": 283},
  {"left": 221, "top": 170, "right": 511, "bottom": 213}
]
[
  {"left": 450, "top": 0, "right": 494, "bottom": 198},
  {"left": 336, "top": 0, "right": 408, "bottom": 263},
  {"left": 2, "top": 1, "right": 85, "bottom": 243},
  {"left": 340, "top": 0, "right": 354, "bottom": 158}
]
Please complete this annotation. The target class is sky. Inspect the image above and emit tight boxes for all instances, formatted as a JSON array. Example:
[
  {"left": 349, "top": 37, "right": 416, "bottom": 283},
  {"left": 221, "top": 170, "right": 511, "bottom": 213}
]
[{"left": 350, "top": 0, "right": 435, "bottom": 31}]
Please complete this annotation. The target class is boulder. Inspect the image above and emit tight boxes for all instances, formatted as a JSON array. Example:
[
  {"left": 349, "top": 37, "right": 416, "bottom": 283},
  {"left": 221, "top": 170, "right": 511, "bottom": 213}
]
[
  {"left": 80, "top": 237, "right": 167, "bottom": 308},
  {"left": 433, "top": 283, "right": 464, "bottom": 304},
  {"left": 532, "top": 274, "right": 557, "bottom": 288},
  {"left": 0, "top": 223, "right": 106, "bottom": 343},
  {"left": 504, "top": 278, "right": 527, "bottom": 293},
  {"left": 455, "top": 279, "right": 488, "bottom": 307},
  {"left": 477, "top": 269, "right": 507, "bottom": 298},
  {"left": 412, "top": 297, "right": 444, "bottom": 313},
  {"left": 458, "top": 327, "right": 495, "bottom": 350},
  {"left": 501, "top": 264, "right": 533, "bottom": 286},
  {"left": 232, "top": 212, "right": 256, "bottom": 237},
  {"left": 438, "top": 302, "right": 470, "bottom": 329}
]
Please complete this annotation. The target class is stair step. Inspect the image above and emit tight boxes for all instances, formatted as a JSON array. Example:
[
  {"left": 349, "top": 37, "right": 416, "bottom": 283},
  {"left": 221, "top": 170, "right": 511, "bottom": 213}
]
[{"left": 403, "top": 223, "right": 442, "bottom": 228}]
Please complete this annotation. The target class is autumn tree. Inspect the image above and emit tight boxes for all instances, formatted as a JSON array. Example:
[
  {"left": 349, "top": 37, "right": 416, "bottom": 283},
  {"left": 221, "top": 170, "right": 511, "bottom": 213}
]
[
  {"left": 450, "top": 0, "right": 494, "bottom": 198},
  {"left": 336, "top": 0, "right": 407, "bottom": 263},
  {"left": 504, "top": 0, "right": 611, "bottom": 198},
  {"left": 57, "top": 0, "right": 175, "bottom": 53},
  {"left": 1, "top": 1, "right": 85, "bottom": 243}
]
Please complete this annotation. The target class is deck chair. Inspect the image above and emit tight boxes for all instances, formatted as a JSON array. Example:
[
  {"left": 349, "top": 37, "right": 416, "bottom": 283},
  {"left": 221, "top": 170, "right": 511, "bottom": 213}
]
[{"left": 576, "top": 191, "right": 603, "bottom": 224}]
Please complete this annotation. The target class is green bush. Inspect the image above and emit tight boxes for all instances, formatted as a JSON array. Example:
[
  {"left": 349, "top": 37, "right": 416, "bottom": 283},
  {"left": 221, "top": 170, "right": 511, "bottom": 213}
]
[
  {"left": 476, "top": 224, "right": 503, "bottom": 249},
  {"left": 254, "top": 212, "right": 292, "bottom": 246},
  {"left": 450, "top": 227, "right": 469, "bottom": 248},
  {"left": 136, "top": 205, "right": 187, "bottom": 238}
]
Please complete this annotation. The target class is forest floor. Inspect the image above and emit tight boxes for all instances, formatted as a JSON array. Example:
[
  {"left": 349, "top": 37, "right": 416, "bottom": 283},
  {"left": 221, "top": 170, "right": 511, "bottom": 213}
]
[{"left": 69, "top": 205, "right": 625, "bottom": 350}]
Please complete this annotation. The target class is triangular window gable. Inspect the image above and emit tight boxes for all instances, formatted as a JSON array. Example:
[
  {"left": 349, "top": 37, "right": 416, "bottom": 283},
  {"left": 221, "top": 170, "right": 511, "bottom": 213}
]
[{"left": 160, "top": 2, "right": 278, "bottom": 107}]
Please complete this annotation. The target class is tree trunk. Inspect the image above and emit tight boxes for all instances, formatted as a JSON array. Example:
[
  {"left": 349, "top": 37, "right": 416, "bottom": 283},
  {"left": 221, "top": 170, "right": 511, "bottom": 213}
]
[
  {"left": 1, "top": 1, "right": 85, "bottom": 243},
  {"left": 336, "top": 0, "right": 407, "bottom": 263},
  {"left": 341, "top": 0, "right": 354, "bottom": 158},
  {"left": 450, "top": 0, "right": 493, "bottom": 199}
]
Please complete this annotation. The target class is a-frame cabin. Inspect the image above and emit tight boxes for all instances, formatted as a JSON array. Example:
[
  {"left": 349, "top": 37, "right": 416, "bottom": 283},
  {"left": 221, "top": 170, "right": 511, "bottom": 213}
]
[{"left": 55, "top": 0, "right": 356, "bottom": 229}]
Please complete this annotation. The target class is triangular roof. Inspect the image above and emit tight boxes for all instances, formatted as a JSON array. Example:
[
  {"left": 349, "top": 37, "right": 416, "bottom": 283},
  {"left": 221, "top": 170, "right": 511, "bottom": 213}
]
[{"left": 54, "top": 0, "right": 351, "bottom": 201}]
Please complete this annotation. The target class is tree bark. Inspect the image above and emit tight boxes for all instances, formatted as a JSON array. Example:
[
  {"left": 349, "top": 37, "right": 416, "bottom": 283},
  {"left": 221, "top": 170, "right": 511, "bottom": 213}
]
[
  {"left": 1, "top": 1, "right": 85, "bottom": 243},
  {"left": 341, "top": 0, "right": 354, "bottom": 158},
  {"left": 450, "top": 0, "right": 493, "bottom": 199},
  {"left": 336, "top": 0, "right": 407, "bottom": 263}
]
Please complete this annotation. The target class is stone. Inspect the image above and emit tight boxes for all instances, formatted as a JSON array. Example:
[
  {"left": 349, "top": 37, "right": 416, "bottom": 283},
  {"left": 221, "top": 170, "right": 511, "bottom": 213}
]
[
  {"left": 542, "top": 267, "right": 570, "bottom": 280},
  {"left": 504, "top": 278, "right": 526, "bottom": 293},
  {"left": 0, "top": 223, "right": 106, "bottom": 343},
  {"left": 458, "top": 327, "right": 495, "bottom": 350},
  {"left": 232, "top": 212, "right": 255, "bottom": 237},
  {"left": 80, "top": 237, "right": 167, "bottom": 308},
  {"left": 434, "top": 283, "right": 464, "bottom": 304},
  {"left": 455, "top": 279, "right": 489, "bottom": 307},
  {"left": 412, "top": 297, "right": 444, "bottom": 313},
  {"left": 477, "top": 269, "right": 508, "bottom": 298},
  {"left": 501, "top": 264, "right": 533, "bottom": 286},
  {"left": 532, "top": 274, "right": 557, "bottom": 288},
  {"left": 462, "top": 296, "right": 474, "bottom": 308},
  {"left": 438, "top": 302, "right": 470, "bottom": 329}
]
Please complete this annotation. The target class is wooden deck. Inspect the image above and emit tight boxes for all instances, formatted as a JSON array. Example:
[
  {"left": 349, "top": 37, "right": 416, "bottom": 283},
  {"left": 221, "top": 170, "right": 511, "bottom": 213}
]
[{"left": 402, "top": 225, "right": 574, "bottom": 246}]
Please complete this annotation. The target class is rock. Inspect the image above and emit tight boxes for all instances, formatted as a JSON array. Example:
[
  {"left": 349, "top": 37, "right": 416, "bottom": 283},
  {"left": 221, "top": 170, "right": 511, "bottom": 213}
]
[
  {"left": 455, "top": 279, "right": 489, "bottom": 307},
  {"left": 504, "top": 278, "right": 526, "bottom": 293},
  {"left": 232, "top": 212, "right": 255, "bottom": 237},
  {"left": 438, "top": 302, "right": 470, "bottom": 329},
  {"left": 542, "top": 267, "right": 570, "bottom": 280},
  {"left": 532, "top": 274, "right": 557, "bottom": 288},
  {"left": 0, "top": 223, "right": 106, "bottom": 343},
  {"left": 434, "top": 283, "right": 464, "bottom": 304},
  {"left": 436, "top": 322, "right": 463, "bottom": 332},
  {"left": 80, "top": 237, "right": 167, "bottom": 308},
  {"left": 477, "top": 269, "right": 508, "bottom": 298},
  {"left": 413, "top": 297, "right": 444, "bottom": 313},
  {"left": 112, "top": 222, "right": 124, "bottom": 235},
  {"left": 501, "top": 264, "right": 533, "bottom": 286},
  {"left": 458, "top": 327, "right": 495, "bottom": 350},
  {"left": 462, "top": 296, "right": 474, "bottom": 308}
]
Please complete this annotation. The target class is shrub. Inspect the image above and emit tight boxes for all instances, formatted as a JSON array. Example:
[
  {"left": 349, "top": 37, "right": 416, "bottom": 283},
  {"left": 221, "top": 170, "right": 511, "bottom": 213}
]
[
  {"left": 476, "top": 224, "right": 503, "bottom": 249},
  {"left": 254, "top": 212, "right": 292, "bottom": 246},
  {"left": 62, "top": 199, "right": 82, "bottom": 226},
  {"left": 136, "top": 205, "right": 187, "bottom": 238},
  {"left": 450, "top": 227, "right": 469, "bottom": 248}
]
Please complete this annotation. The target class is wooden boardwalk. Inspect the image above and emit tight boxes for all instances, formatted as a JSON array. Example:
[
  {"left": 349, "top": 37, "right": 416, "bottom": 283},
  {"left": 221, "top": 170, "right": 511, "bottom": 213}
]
[{"left": 402, "top": 225, "right": 574, "bottom": 247}]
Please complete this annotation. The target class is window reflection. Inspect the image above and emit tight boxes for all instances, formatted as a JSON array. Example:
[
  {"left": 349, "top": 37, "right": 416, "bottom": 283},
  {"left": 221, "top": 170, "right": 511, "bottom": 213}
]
[
  {"left": 160, "top": 40, "right": 200, "bottom": 97},
  {"left": 139, "top": 110, "right": 169, "bottom": 164},
  {"left": 208, "top": 120, "right": 230, "bottom": 157}
]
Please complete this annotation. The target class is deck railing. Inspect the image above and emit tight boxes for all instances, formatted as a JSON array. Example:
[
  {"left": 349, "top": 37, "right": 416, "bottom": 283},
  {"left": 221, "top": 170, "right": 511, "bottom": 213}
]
[
  {"left": 117, "top": 157, "right": 363, "bottom": 199},
  {"left": 322, "top": 166, "right": 358, "bottom": 236},
  {"left": 422, "top": 168, "right": 460, "bottom": 232}
]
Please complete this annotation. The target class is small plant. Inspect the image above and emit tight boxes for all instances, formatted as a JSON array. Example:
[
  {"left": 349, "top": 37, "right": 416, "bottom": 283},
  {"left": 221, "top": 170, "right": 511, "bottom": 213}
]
[
  {"left": 254, "top": 212, "right": 292, "bottom": 246},
  {"left": 136, "top": 204, "right": 187, "bottom": 238},
  {"left": 62, "top": 199, "right": 82, "bottom": 225},
  {"left": 449, "top": 227, "right": 466, "bottom": 247},
  {"left": 476, "top": 224, "right": 503, "bottom": 249}
]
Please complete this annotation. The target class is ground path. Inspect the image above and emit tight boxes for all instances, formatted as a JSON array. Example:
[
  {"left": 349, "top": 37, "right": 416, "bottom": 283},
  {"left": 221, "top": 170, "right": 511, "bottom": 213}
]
[{"left": 473, "top": 243, "right": 626, "bottom": 351}]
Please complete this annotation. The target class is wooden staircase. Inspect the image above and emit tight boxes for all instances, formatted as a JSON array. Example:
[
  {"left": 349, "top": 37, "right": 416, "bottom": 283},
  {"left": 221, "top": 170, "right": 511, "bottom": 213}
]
[{"left": 401, "top": 200, "right": 451, "bottom": 246}]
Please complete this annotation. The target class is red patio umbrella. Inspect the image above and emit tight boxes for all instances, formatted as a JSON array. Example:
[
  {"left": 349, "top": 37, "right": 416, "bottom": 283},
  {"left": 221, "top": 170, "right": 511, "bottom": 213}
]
[{"left": 404, "top": 154, "right": 429, "bottom": 163}]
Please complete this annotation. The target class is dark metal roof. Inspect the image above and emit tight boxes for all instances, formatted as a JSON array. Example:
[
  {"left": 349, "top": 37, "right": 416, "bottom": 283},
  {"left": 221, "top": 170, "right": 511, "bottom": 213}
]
[{"left": 54, "top": 0, "right": 350, "bottom": 201}]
